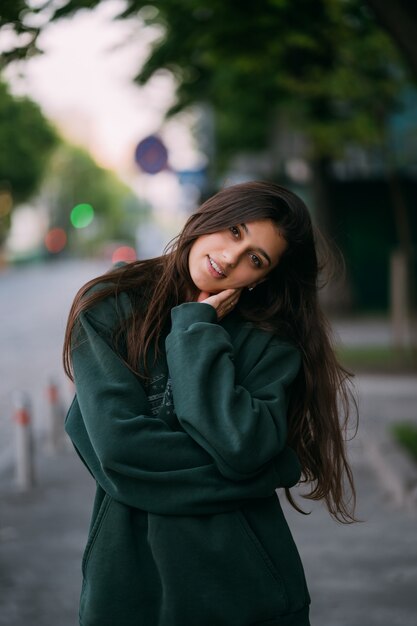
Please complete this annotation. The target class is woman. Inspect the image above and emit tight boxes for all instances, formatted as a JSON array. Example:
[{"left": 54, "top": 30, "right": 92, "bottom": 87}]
[{"left": 63, "top": 180, "right": 357, "bottom": 626}]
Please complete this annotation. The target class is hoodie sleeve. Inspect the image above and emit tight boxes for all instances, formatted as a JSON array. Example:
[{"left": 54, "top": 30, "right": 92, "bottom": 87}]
[
  {"left": 67, "top": 305, "right": 301, "bottom": 516},
  {"left": 165, "top": 302, "right": 302, "bottom": 482}
]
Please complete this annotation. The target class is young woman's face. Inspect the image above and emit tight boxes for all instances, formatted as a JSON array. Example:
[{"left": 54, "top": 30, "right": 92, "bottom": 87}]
[{"left": 188, "top": 219, "right": 287, "bottom": 294}]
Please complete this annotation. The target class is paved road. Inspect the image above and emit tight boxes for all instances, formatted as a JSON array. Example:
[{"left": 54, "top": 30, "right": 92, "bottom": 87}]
[
  {"left": 0, "top": 259, "right": 416, "bottom": 625},
  {"left": 284, "top": 434, "right": 417, "bottom": 626},
  {"left": 0, "top": 258, "right": 108, "bottom": 472}
]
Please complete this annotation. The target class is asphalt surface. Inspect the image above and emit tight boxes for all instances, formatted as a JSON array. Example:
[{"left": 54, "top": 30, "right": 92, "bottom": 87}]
[
  {"left": 0, "top": 258, "right": 108, "bottom": 473},
  {"left": 1, "top": 259, "right": 416, "bottom": 626}
]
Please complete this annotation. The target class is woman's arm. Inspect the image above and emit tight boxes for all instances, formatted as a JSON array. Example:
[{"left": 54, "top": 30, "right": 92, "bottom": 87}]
[
  {"left": 166, "top": 302, "right": 302, "bottom": 482},
  {"left": 68, "top": 306, "right": 301, "bottom": 515}
]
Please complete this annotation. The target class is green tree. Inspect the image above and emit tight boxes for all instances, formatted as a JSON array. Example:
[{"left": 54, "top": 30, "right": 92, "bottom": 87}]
[
  {"left": 2, "top": 2, "right": 406, "bottom": 209},
  {"left": 3, "top": 1, "right": 417, "bottom": 82},
  {"left": 0, "top": 3, "right": 407, "bottom": 158},
  {"left": 0, "top": 1, "right": 41, "bottom": 66},
  {"left": 42, "top": 142, "right": 148, "bottom": 253},
  {"left": 112, "top": 2, "right": 408, "bottom": 237},
  {"left": 0, "top": 79, "right": 57, "bottom": 243},
  {"left": 0, "top": 1, "right": 411, "bottom": 232}
]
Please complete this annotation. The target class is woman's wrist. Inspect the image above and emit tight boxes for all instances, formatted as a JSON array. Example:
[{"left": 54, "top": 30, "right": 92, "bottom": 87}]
[{"left": 170, "top": 301, "right": 218, "bottom": 329}]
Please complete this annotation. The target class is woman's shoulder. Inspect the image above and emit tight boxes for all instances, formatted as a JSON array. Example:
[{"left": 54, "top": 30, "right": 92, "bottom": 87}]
[
  {"left": 80, "top": 262, "right": 148, "bottom": 332},
  {"left": 224, "top": 312, "right": 300, "bottom": 365},
  {"left": 226, "top": 311, "right": 298, "bottom": 351},
  {"left": 84, "top": 287, "right": 133, "bottom": 331},
  {"left": 223, "top": 314, "right": 301, "bottom": 384}
]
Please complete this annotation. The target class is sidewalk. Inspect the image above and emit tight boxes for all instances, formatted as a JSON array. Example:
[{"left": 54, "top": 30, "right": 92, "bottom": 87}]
[{"left": 0, "top": 446, "right": 94, "bottom": 626}]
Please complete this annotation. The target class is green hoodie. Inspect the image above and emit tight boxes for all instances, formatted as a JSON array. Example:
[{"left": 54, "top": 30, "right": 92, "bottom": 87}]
[{"left": 66, "top": 290, "right": 311, "bottom": 625}]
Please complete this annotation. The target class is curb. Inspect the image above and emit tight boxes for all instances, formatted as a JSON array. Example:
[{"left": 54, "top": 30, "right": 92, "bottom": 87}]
[{"left": 365, "top": 431, "right": 417, "bottom": 509}]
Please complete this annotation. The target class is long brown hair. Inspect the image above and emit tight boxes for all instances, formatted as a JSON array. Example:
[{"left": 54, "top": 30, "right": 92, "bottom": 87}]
[{"left": 63, "top": 181, "right": 358, "bottom": 523}]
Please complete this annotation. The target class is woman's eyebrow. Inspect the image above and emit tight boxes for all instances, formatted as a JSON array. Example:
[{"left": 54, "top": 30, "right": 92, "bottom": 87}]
[{"left": 240, "top": 223, "right": 272, "bottom": 265}]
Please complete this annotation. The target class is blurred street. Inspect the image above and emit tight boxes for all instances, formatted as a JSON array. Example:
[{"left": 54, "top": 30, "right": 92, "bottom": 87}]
[
  {"left": 0, "top": 259, "right": 108, "bottom": 473},
  {"left": 0, "top": 259, "right": 416, "bottom": 626}
]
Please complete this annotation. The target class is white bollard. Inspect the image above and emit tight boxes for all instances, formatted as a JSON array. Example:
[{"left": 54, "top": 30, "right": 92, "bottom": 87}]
[
  {"left": 12, "top": 392, "right": 35, "bottom": 491},
  {"left": 45, "top": 378, "right": 66, "bottom": 454}
]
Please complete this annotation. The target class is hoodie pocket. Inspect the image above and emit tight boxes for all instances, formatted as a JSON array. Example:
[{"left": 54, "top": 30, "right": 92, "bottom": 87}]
[
  {"left": 148, "top": 509, "right": 289, "bottom": 625},
  {"left": 236, "top": 510, "right": 288, "bottom": 602},
  {"left": 82, "top": 492, "right": 112, "bottom": 577},
  {"left": 238, "top": 499, "right": 310, "bottom": 613}
]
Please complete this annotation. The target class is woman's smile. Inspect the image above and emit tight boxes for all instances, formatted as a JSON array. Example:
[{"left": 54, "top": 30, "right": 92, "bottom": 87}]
[{"left": 207, "top": 256, "right": 227, "bottom": 278}]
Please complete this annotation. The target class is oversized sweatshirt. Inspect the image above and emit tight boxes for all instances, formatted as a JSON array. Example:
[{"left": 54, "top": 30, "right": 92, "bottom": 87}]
[{"left": 65, "top": 289, "right": 311, "bottom": 626}]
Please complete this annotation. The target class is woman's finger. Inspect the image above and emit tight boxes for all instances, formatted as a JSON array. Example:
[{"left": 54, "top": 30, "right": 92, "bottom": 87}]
[
  {"left": 198, "top": 288, "right": 242, "bottom": 319},
  {"left": 214, "top": 289, "right": 238, "bottom": 306}
]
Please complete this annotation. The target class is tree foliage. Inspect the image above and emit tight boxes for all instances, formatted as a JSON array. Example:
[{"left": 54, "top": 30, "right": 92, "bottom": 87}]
[
  {"left": 0, "top": 79, "right": 57, "bottom": 242},
  {"left": 0, "top": 0, "right": 41, "bottom": 65},
  {"left": 139, "top": 1, "right": 406, "bottom": 162},
  {"left": 0, "top": 0, "right": 408, "bottom": 167},
  {"left": 0, "top": 80, "right": 56, "bottom": 200}
]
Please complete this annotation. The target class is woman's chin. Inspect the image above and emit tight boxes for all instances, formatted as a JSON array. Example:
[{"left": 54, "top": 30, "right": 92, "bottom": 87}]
[
  {"left": 204, "top": 283, "right": 244, "bottom": 294},
  {"left": 192, "top": 280, "right": 224, "bottom": 295},
  {"left": 191, "top": 277, "right": 244, "bottom": 294}
]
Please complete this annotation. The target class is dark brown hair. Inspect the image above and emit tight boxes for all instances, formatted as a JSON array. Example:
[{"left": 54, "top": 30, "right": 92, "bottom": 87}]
[{"left": 63, "top": 180, "right": 357, "bottom": 523}]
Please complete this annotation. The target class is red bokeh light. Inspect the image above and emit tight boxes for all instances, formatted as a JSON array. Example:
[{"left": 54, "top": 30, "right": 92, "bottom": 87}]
[
  {"left": 112, "top": 246, "right": 137, "bottom": 265},
  {"left": 44, "top": 228, "right": 67, "bottom": 253}
]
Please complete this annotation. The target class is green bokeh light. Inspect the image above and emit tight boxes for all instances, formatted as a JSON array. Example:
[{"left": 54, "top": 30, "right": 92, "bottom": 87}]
[{"left": 70, "top": 203, "right": 94, "bottom": 229}]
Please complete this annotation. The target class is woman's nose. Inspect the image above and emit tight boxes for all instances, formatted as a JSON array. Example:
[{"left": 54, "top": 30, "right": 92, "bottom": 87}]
[{"left": 222, "top": 247, "right": 240, "bottom": 268}]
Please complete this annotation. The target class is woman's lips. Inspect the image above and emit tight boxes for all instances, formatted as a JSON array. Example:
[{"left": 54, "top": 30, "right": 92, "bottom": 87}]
[{"left": 206, "top": 256, "right": 226, "bottom": 278}]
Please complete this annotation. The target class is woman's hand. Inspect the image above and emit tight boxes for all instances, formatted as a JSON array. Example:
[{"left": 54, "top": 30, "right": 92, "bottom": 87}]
[{"left": 197, "top": 288, "right": 242, "bottom": 320}]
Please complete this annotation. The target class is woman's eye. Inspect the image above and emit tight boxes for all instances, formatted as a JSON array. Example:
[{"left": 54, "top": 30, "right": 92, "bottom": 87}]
[
  {"left": 250, "top": 253, "right": 262, "bottom": 267},
  {"left": 229, "top": 225, "right": 240, "bottom": 238}
]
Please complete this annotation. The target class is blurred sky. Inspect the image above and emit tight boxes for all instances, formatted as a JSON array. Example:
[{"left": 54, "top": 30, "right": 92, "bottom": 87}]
[{"left": 2, "top": 0, "right": 204, "bottom": 220}]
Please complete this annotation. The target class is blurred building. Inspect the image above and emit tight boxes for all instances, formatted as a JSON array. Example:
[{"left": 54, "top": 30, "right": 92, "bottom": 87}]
[{"left": 225, "top": 89, "right": 417, "bottom": 314}]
